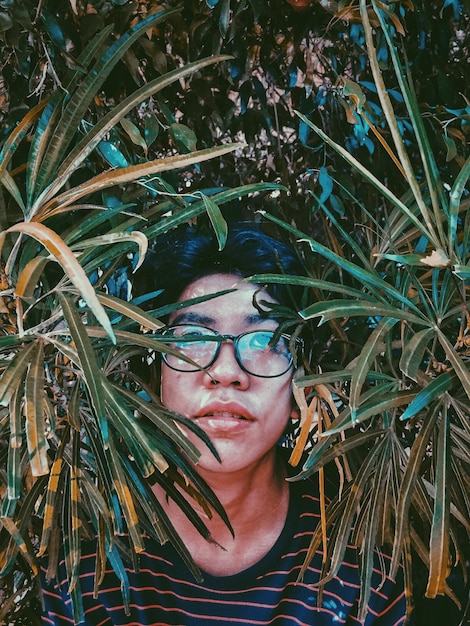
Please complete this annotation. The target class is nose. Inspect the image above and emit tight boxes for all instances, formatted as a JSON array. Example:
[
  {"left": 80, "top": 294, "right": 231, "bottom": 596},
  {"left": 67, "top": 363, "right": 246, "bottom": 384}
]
[{"left": 204, "top": 340, "right": 250, "bottom": 388}]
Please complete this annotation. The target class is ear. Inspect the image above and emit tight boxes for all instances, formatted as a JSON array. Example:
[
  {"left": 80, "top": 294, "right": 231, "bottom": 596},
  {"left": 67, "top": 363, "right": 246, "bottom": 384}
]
[{"left": 289, "top": 403, "right": 300, "bottom": 422}]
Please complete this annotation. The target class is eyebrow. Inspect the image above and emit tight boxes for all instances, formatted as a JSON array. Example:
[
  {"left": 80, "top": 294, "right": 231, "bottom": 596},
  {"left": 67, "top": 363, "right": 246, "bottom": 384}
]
[{"left": 171, "top": 311, "right": 269, "bottom": 327}]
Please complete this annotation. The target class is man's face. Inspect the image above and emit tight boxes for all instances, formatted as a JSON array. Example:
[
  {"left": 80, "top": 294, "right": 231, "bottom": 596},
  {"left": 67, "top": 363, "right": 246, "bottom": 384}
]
[{"left": 160, "top": 273, "right": 297, "bottom": 476}]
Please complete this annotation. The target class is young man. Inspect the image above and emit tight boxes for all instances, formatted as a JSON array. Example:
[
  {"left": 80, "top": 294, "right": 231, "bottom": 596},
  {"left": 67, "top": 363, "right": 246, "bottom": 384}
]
[{"left": 41, "top": 224, "right": 406, "bottom": 625}]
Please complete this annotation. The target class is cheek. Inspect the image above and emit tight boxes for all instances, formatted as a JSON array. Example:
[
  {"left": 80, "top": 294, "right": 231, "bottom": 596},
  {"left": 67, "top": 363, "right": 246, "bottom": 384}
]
[{"left": 160, "top": 366, "right": 179, "bottom": 409}]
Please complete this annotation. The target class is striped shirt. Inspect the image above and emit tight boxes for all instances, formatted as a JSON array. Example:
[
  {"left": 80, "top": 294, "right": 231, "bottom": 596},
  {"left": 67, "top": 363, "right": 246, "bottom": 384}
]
[{"left": 41, "top": 477, "right": 406, "bottom": 625}]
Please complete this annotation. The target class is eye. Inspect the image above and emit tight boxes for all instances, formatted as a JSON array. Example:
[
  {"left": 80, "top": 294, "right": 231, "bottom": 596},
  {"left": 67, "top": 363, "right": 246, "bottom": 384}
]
[
  {"left": 172, "top": 325, "right": 208, "bottom": 339},
  {"left": 248, "top": 331, "right": 274, "bottom": 351}
]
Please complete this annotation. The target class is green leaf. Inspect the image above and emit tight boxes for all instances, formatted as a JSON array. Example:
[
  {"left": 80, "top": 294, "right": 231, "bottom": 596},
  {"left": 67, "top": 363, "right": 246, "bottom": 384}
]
[
  {"left": 34, "top": 8, "right": 182, "bottom": 196},
  {"left": 120, "top": 118, "right": 147, "bottom": 152},
  {"left": 299, "top": 300, "right": 424, "bottom": 326},
  {"left": 437, "top": 329, "right": 470, "bottom": 399},
  {"left": 375, "top": 253, "right": 433, "bottom": 266},
  {"left": 169, "top": 123, "right": 198, "bottom": 153},
  {"left": 448, "top": 154, "right": 470, "bottom": 254},
  {"left": 105, "top": 433, "right": 145, "bottom": 553},
  {"left": 94, "top": 292, "right": 164, "bottom": 330},
  {"left": 59, "top": 293, "right": 109, "bottom": 444},
  {"left": 0, "top": 340, "right": 37, "bottom": 408},
  {"left": 350, "top": 317, "right": 399, "bottom": 419},
  {"left": 0, "top": 99, "right": 47, "bottom": 176},
  {"left": 400, "top": 372, "right": 453, "bottom": 421},
  {"left": 201, "top": 193, "right": 228, "bottom": 250},
  {"left": 0, "top": 169, "right": 26, "bottom": 214},
  {"left": 391, "top": 404, "right": 439, "bottom": 577},
  {"left": 452, "top": 265, "right": 470, "bottom": 280},
  {"left": 443, "top": 134, "right": 457, "bottom": 162},
  {"left": 144, "top": 112, "right": 160, "bottom": 147},
  {"left": 293, "top": 429, "right": 385, "bottom": 479},
  {"left": 7, "top": 384, "right": 23, "bottom": 475},
  {"left": 247, "top": 274, "right": 372, "bottom": 300},
  {"left": 399, "top": 328, "right": 434, "bottom": 381},
  {"left": 323, "top": 389, "right": 416, "bottom": 436},
  {"left": 260, "top": 211, "right": 426, "bottom": 315}
]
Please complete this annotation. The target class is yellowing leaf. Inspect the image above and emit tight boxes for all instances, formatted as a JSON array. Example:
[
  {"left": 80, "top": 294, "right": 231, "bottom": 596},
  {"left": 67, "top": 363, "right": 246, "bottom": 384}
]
[
  {"left": 6, "top": 222, "right": 116, "bottom": 342},
  {"left": 341, "top": 77, "right": 366, "bottom": 112},
  {"left": 71, "top": 231, "right": 148, "bottom": 271},
  {"left": 420, "top": 249, "right": 450, "bottom": 268}
]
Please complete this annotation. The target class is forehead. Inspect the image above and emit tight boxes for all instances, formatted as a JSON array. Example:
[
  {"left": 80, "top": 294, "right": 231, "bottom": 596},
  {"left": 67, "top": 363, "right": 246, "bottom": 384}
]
[{"left": 170, "top": 273, "right": 277, "bottom": 327}]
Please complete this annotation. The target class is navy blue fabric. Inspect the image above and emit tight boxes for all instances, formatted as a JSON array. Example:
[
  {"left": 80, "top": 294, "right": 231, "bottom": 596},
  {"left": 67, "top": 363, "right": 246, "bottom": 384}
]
[{"left": 41, "top": 477, "right": 406, "bottom": 626}]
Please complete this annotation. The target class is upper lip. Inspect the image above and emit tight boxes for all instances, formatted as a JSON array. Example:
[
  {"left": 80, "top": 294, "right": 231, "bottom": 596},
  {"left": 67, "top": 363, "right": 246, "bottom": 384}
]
[{"left": 195, "top": 401, "right": 255, "bottom": 421}]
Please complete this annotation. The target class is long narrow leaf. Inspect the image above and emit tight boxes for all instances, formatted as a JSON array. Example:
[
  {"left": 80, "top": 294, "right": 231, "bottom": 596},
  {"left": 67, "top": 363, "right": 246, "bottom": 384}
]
[
  {"left": 261, "top": 210, "right": 427, "bottom": 314},
  {"left": 7, "top": 384, "right": 23, "bottom": 479},
  {"left": 35, "top": 142, "right": 246, "bottom": 218},
  {"left": 24, "top": 340, "right": 49, "bottom": 476},
  {"left": 26, "top": 90, "right": 67, "bottom": 209},
  {"left": 426, "top": 407, "right": 451, "bottom": 597},
  {"left": 248, "top": 273, "right": 375, "bottom": 301},
  {"left": 201, "top": 193, "right": 228, "bottom": 250},
  {"left": 94, "top": 292, "right": 164, "bottom": 330},
  {"left": 399, "top": 328, "right": 435, "bottom": 381},
  {"left": 0, "top": 169, "right": 26, "bottom": 214},
  {"left": 448, "top": 155, "right": 470, "bottom": 255},
  {"left": 6, "top": 222, "right": 115, "bottom": 342},
  {"left": 59, "top": 293, "right": 109, "bottom": 444},
  {"left": 42, "top": 55, "right": 233, "bottom": 204},
  {"left": 106, "top": 434, "right": 145, "bottom": 553},
  {"left": 0, "top": 340, "right": 37, "bottom": 407},
  {"left": 35, "top": 8, "right": 181, "bottom": 194},
  {"left": 350, "top": 317, "right": 399, "bottom": 418},
  {"left": 26, "top": 25, "right": 115, "bottom": 204},
  {"left": 293, "top": 115, "right": 440, "bottom": 250},
  {"left": 70, "top": 231, "right": 148, "bottom": 271},
  {"left": 300, "top": 300, "right": 424, "bottom": 326},
  {"left": 372, "top": 1, "right": 448, "bottom": 228},
  {"left": 0, "top": 99, "right": 48, "bottom": 174},
  {"left": 360, "top": 0, "right": 441, "bottom": 246},
  {"left": 437, "top": 329, "right": 470, "bottom": 401},
  {"left": 391, "top": 404, "right": 440, "bottom": 577},
  {"left": 400, "top": 373, "right": 453, "bottom": 421}
]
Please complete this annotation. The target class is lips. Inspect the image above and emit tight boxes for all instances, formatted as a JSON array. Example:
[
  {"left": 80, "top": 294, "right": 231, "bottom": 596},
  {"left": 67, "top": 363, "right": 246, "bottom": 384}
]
[
  {"left": 194, "top": 403, "right": 255, "bottom": 433},
  {"left": 195, "top": 402, "right": 255, "bottom": 422}
]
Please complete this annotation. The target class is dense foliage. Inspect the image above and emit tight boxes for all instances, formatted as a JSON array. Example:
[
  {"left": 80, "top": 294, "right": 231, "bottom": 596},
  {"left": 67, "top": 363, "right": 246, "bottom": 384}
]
[{"left": 0, "top": 0, "right": 469, "bottom": 624}]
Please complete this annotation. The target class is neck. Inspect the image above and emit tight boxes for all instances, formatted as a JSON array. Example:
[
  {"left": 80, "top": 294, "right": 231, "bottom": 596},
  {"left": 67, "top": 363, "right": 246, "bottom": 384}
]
[
  {"left": 201, "top": 448, "right": 287, "bottom": 527},
  {"left": 152, "top": 449, "right": 290, "bottom": 576}
]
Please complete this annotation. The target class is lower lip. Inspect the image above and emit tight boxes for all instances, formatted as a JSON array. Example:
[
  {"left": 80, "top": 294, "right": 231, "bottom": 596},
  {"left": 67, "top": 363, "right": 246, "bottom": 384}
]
[{"left": 196, "top": 415, "right": 253, "bottom": 434}]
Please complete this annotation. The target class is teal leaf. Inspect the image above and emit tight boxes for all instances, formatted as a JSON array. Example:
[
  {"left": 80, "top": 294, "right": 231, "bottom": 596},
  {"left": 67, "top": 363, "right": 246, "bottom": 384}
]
[
  {"left": 400, "top": 372, "right": 453, "bottom": 421},
  {"left": 201, "top": 193, "right": 228, "bottom": 250}
]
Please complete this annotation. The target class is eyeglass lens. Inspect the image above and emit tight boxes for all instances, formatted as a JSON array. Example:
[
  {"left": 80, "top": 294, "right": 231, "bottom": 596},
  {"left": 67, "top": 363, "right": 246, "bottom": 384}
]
[{"left": 162, "top": 325, "right": 294, "bottom": 377}]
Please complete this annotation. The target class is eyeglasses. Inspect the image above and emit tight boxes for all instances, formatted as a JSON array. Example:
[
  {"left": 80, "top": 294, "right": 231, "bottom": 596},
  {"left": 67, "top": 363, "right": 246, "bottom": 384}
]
[{"left": 160, "top": 324, "right": 302, "bottom": 378}]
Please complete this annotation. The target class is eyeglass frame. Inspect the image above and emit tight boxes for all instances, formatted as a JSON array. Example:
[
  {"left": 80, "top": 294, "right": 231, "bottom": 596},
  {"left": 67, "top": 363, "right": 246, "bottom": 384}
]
[{"left": 159, "top": 324, "right": 304, "bottom": 378}]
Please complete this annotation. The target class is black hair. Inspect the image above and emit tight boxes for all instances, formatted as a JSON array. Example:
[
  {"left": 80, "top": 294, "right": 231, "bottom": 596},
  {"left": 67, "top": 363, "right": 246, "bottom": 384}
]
[{"left": 133, "top": 223, "right": 305, "bottom": 312}]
